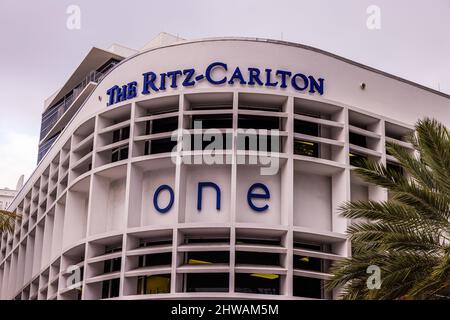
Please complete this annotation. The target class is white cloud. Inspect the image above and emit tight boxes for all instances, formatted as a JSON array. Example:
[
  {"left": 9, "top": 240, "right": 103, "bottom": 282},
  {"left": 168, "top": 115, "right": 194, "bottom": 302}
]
[{"left": 0, "top": 131, "right": 38, "bottom": 190}]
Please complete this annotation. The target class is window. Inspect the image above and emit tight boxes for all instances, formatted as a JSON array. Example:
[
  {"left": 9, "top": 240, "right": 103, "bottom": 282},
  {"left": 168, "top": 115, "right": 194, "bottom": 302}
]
[
  {"left": 112, "top": 127, "right": 130, "bottom": 143},
  {"left": 101, "top": 248, "right": 121, "bottom": 299},
  {"left": 144, "top": 138, "right": 177, "bottom": 155},
  {"left": 138, "top": 252, "right": 172, "bottom": 267},
  {"left": 294, "top": 139, "right": 319, "bottom": 157},
  {"left": 293, "top": 276, "right": 323, "bottom": 299},
  {"left": 145, "top": 117, "right": 178, "bottom": 134},
  {"left": 185, "top": 251, "right": 229, "bottom": 265},
  {"left": 349, "top": 132, "right": 367, "bottom": 148},
  {"left": 235, "top": 273, "right": 280, "bottom": 295},
  {"left": 137, "top": 275, "right": 170, "bottom": 295},
  {"left": 111, "top": 146, "right": 128, "bottom": 162},
  {"left": 191, "top": 114, "right": 232, "bottom": 129},
  {"left": 111, "top": 127, "right": 130, "bottom": 162},
  {"left": 184, "top": 273, "right": 229, "bottom": 292},
  {"left": 101, "top": 278, "right": 120, "bottom": 299},
  {"left": 294, "top": 119, "right": 319, "bottom": 136},
  {"left": 238, "top": 115, "right": 280, "bottom": 130}
]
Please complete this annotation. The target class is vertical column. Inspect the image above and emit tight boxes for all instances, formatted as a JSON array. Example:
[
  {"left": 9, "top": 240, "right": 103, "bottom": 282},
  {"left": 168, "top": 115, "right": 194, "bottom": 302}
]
[
  {"left": 332, "top": 106, "right": 351, "bottom": 253},
  {"left": 172, "top": 94, "right": 185, "bottom": 293},
  {"left": 368, "top": 119, "right": 388, "bottom": 202},
  {"left": 119, "top": 101, "right": 137, "bottom": 298},
  {"left": 229, "top": 91, "right": 239, "bottom": 293},
  {"left": 80, "top": 115, "right": 100, "bottom": 300},
  {"left": 283, "top": 96, "right": 294, "bottom": 296}
]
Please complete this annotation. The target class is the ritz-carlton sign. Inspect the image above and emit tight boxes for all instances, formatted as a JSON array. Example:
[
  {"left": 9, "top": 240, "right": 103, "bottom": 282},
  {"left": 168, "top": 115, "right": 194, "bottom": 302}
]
[{"left": 106, "top": 61, "right": 325, "bottom": 106}]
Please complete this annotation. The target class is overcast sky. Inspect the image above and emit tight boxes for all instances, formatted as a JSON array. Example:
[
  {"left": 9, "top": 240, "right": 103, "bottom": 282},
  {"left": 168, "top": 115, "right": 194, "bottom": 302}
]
[{"left": 0, "top": 0, "right": 449, "bottom": 189}]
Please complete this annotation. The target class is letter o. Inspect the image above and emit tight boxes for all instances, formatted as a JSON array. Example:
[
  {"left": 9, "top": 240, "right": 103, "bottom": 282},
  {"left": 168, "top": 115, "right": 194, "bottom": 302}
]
[
  {"left": 153, "top": 185, "right": 174, "bottom": 214},
  {"left": 291, "top": 73, "right": 309, "bottom": 91}
]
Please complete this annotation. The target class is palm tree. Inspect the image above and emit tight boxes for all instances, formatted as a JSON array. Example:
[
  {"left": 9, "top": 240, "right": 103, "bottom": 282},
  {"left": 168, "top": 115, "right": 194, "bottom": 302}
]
[
  {"left": 0, "top": 210, "right": 20, "bottom": 234},
  {"left": 327, "top": 118, "right": 450, "bottom": 299}
]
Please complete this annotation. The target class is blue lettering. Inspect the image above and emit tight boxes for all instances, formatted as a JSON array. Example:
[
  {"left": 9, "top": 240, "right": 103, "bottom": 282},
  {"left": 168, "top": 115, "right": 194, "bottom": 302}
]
[
  {"left": 182, "top": 69, "right": 196, "bottom": 87},
  {"left": 248, "top": 68, "right": 263, "bottom": 86},
  {"left": 247, "top": 183, "right": 270, "bottom": 212},
  {"left": 265, "top": 69, "right": 278, "bottom": 87},
  {"left": 159, "top": 73, "right": 167, "bottom": 90},
  {"left": 126, "top": 81, "right": 138, "bottom": 99},
  {"left": 276, "top": 70, "right": 292, "bottom": 88},
  {"left": 308, "top": 76, "right": 324, "bottom": 95},
  {"left": 106, "top": 85, "right": 119, "bottom": 106},
  {"left": 228, "top": 67, "right": 247, "bottom": 85},
  {"left": 205, "top": 62, "right": 228, "bottom": 85},
  {"left": 153, "top": 184, "right": 174, "bottom": 214},
  {"left": 291, "top": 73, "right": 309, "bottom": 91},
  {"left": 115, "top": 85, "right": 128, "bottom": 104},
  {"left": 167, "top": 70, "right": 182, "bottom": 88},
  {"left": 142, "top": 72, "right": 159, "bottom": 94},
  {"left": 197, "top": 182, "right": 221, "bottom": 211}
]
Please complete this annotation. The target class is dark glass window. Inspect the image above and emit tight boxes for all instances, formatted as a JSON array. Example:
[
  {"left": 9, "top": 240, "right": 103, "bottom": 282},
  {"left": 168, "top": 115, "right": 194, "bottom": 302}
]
[
  {"left": 145, "top": 117, "right": 178, "bottom": 135},
  {"left": 137, "top": 275, "right": 170, "bottom": 295},
  {"left": 112, "top": 126, "right": 130, "bottom": 143},
  {"left": 238, "top": 115, "right": 280, "bottom": 130},
  {"left": 235, "top": 273, "right": 280, "bottom": 295},
  {"left": 101, "top": 278, "right": 120, "bottom": 299},
  {"left": 294, "top": 119, "right": 319, "bottom": 136},
  {"left": 235, "top": 252, "right": 280, "bottom": 266},
  {"left": 236, "top": 238, "right": 281, "bottom": 246},
  {"left": 185, "top": 251, "right": 229, "bottom": 264},
  {"left": 184, "top": 273, "right": 229, "bottom": 292},
  {"left": 186, "top": 237, "right": 229, "bottom": 244},
  {"left": 237, "top": 134, "right": 279, "bottom": 152},
  {"left": 138, "top": 252, "right": 172, "bottom": 267},
  {"left": 145, "top": 138, "right": 177, "bottom": 155},
  {"left": 349, "top": 132, "right": 367, "bottom": 148},
  {"left": 192, "top": 114, "right": 232, "bottom": 129},
  {"left": 294, "top": 139, "right": 318, "bottom": 157},
  {"left": 190, "top": 133, "right": 232, "bottom": 151},
  {"left": 293, "top": 276, "right": 323, "bottom": 298},
  {"left": 111, "top": 146, "right": 129, "bottom": 162}
]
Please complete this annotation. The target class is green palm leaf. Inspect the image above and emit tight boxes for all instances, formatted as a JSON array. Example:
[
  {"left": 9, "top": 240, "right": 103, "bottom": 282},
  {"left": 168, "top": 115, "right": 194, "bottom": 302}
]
[{"left": 327, "top": 118, "right": 450, "bottom": 300}]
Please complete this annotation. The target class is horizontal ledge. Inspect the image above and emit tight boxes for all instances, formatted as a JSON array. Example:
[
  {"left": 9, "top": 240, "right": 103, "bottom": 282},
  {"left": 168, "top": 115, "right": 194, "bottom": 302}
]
[
  {"left": 135, "top": 111, "right": 179, "bottom": 123},
  {"left": 85, "top": 271, "right": 121, "bottom": 284},
  {"left": 134, "top": 132, "right": 173, "bottom": 142},
  {"left": 293, "top": 248, "right": 345, "bottom": 261},
  {"left": 125, "top": 265, "right": 172, "bottom": 277},
  {"left": 294, "top": 133, "right": 344, "bottom": 147},
  {"left": 235, "top": 244, "right": 287, "bottom": 254},
  {"left": 294, "top": 114, "right": 344, "bottom": 128},
  {"left": 72, "top": 132, "right": 94, "bottom": 153},
  {"left": 349, "top": 144, "right": 382, "bottom": 157},
  {"left": 87, "top": 251, "right": 122, "bottom": 264},
  {"left": 177, "top": 263, "right": 230, "bottom": 273},
  {"left": 184, "top": 109, "right": 233, "bottom": 116},
  {"left": 126, "top": 245, "right": 173, "bottom": 256},
  {"left": 238, "top": 109, "right": 288, "bottom": 118},
  {"left": 97, "top": 139, "right": 129, "bottom": 153},
  {"left": 348, "top": 125, "right": 381, "bottom": 139},
  {"left": 98, "top": 120, "right": 131, "bottom": 135},
  {"left": 235, "top": 265, "right": 287, "bottom": 275},
  {"left": 293, "top": 269, "right": 332, "bottom": 280}
]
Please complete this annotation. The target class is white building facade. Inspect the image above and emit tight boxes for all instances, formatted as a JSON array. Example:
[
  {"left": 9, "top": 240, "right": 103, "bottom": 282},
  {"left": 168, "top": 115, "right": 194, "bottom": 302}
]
[
  {"left": 0, "top": 189, "right": 16, "bottom": 211},
  {"left": 1, "top": 37, "right": 449, "bottom": 300}
]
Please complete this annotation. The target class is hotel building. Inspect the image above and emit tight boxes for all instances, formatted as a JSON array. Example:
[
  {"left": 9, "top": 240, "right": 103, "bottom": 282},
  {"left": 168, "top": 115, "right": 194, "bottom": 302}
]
[{"left": 1, "top": 33, "right": 449, "bottom": 300}]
